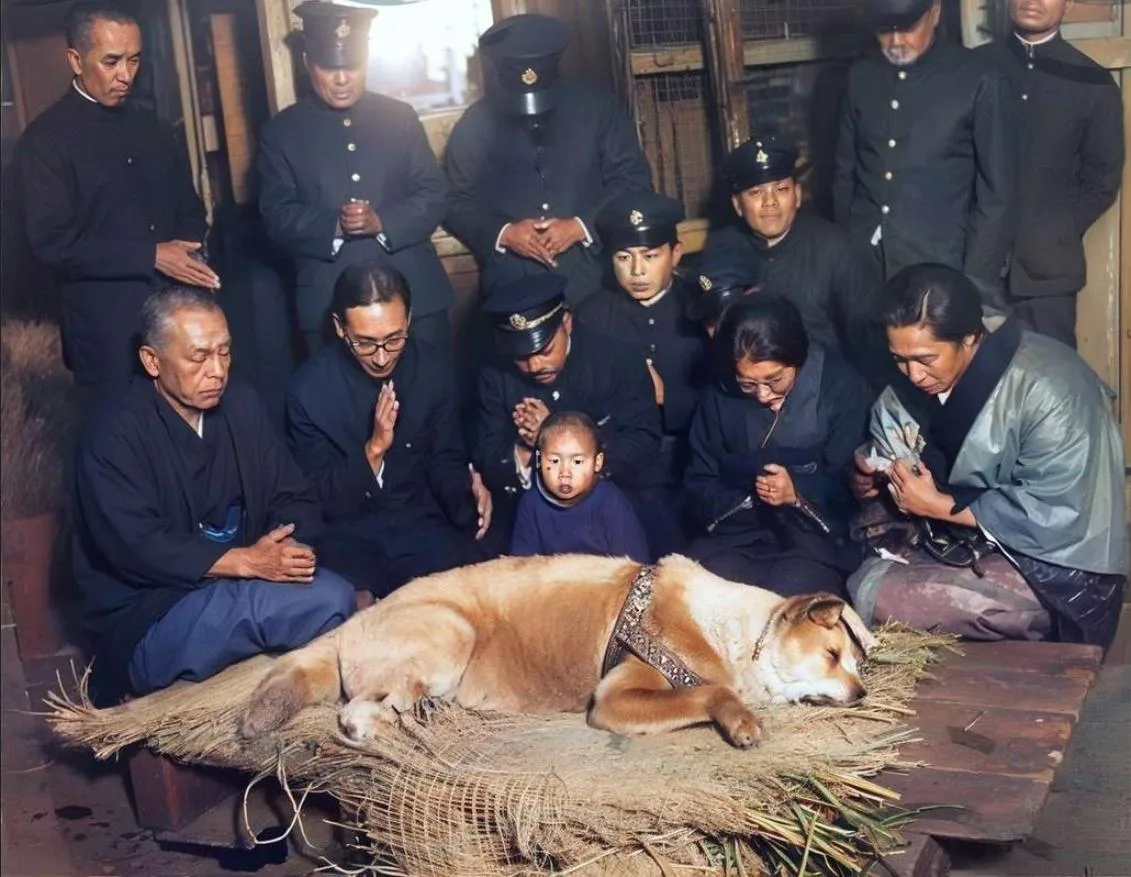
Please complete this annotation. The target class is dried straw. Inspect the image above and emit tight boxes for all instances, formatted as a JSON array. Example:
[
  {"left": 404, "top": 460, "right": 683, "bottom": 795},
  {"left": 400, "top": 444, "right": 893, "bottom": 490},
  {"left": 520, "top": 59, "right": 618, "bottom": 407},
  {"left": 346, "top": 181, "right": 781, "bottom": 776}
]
[
  {"left": 46, "top": 626, "right": 954, "bottom": 876},
  {"left": 0, "top": 320, "right": 79, "bottom": 518}
]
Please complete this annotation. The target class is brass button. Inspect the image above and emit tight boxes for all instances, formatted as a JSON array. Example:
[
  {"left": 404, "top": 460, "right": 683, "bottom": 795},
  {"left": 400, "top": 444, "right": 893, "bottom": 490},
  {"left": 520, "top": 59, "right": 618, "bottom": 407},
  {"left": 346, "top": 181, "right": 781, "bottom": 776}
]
[
  {"left": 881, "top": 205, "right": 891, "bottom": 215},
  {"left": 647, "top": 318, "right": 655, "bottom": 326},
  {"left": 890, "top": 99, "right": 899, "bottom": 110},
  {"left": 343, "top": 118, "right": 352, "bottom": 127},
  {"left": 1022, "top": 94, "right": 1029, "bottom": 101},
  {"left": 888, "top": 139, "right": 897, "bottom": 148},
  {"left": 884, "top": 171, "right": 893, "bottom": 181},
  {"left": 351, "top": 173, "right": 360, "bottom": 182},
  {"left": 348, "top": 142, "right": 357, "bottom": 152},
  {"left": 898, "top": 71, "right": 907, "bottom": 80}
]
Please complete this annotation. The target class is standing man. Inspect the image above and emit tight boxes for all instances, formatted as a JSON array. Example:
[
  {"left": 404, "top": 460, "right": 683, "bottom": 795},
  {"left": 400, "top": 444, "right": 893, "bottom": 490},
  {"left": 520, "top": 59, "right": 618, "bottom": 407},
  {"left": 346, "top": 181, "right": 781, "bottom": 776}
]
[
  {"left": 473, "top": 274, "right": 670, "bottom": 553},
  {"left": 977, "top": 0, "right": 1123, "bottom": 348},
  {"left": 258, "top": 2, "right": 453, "bottom": 356},
  {"left": 833, "top": 0, "right": 1020, "bottom": 308},
  {"left": 703, "top": 136, "right": 884, "bottom": 386},
  {"left": 15, "top": 2, "right": 219, "bottom": 403},
  {"left": 286, "top": 262, "right": 494, "bottom": 597},
  {"left": 445, "top": 13, "right": 653, "bottom": 306},
  {"left": 576, "top": 190, "right": 704, "bottom": 547}
]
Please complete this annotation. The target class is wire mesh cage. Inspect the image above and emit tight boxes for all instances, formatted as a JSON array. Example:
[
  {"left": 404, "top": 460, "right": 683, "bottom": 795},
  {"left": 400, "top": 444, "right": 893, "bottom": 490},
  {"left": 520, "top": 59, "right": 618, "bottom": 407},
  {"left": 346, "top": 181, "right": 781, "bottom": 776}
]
[
  {"left": 626, "top": 0, "right": 702, "bottom": 47},
  {"left": 740, "top": 0, "right": 861, "bottom": 41},
  {"left": 634, "top": 72, "right": 714, "bottom": 218}
]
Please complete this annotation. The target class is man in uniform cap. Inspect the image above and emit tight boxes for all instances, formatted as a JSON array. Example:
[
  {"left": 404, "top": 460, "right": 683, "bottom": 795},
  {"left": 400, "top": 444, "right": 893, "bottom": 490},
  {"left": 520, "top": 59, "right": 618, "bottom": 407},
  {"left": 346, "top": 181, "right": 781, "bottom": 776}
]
[
  {"left": 833, "top": 0, "right": 1020, "bottom": 308},
  {"left": 445, "top": 14, "right": 653, "bottom": 306},
  {"left": 257, "top": 1, "right": 454, "bottom": 357},
  {"left": 576, "top": 191, "right": 706, "bottom": 548},
  {"left": 977, "top": 0, "right": 1123, "bottom": 349},
  {"left": 473, "top": 273, "right": 667, "bottom": 549},
  {"left": 703, "top": 135, "right": 884, "bottom": 387},
  {"left": 686, "top": 257, "right": 763, "bottom": 338}
]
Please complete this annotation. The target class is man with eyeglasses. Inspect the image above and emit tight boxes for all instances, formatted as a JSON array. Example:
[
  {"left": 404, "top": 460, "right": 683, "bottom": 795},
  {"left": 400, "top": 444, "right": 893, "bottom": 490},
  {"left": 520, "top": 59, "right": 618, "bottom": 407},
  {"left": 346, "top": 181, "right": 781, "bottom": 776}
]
[
  {"left": 258, "top": 1, "right": 454, "bottom": 357},
  {"left": 73, "top": 286, "right": 355, "bottom": 707},
  {"left": 286, "top": 262, "right": 494, "bottom": 597}
]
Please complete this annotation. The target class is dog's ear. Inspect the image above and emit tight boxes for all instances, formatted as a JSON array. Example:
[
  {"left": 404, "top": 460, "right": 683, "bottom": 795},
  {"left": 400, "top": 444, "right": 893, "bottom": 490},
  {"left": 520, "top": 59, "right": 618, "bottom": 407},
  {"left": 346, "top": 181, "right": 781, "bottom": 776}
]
[
  {"left": 805, "top": 594, "right": 846, "bottom": 630},
  {"left": 840, "top": 605, "right": 878, "bottom": 656}
]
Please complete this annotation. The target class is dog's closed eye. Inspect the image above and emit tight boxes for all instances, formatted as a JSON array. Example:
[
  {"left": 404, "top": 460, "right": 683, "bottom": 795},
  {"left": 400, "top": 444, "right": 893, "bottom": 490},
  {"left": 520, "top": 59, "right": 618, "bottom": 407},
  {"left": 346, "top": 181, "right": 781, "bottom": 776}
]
[{"left": 826, "top": 648, "right": 841, "bottom": 663}]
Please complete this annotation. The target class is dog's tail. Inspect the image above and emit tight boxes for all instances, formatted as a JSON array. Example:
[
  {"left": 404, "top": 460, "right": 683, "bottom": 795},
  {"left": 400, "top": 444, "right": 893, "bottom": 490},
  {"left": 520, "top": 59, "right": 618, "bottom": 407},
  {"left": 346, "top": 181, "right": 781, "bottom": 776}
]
[{"left": 240, "top": 632, "right": 342, "bottom": 738}]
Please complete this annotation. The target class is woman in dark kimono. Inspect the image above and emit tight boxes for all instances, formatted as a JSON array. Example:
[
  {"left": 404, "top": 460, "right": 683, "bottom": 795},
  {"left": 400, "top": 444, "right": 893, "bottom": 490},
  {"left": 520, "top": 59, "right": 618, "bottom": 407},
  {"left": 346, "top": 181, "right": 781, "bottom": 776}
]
[
  {"left": 848, "top": 264, "right": 1126, "bottom": 648},
  {"left": 684, "top": 296, "right": 870, "bottom": 596}
]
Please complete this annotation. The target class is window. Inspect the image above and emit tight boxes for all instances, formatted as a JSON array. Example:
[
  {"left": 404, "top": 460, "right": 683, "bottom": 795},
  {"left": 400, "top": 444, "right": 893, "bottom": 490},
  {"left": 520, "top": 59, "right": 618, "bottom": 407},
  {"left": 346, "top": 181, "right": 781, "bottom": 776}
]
[{"left": 345, "top": 0, "right": 495, "bottom": 113}]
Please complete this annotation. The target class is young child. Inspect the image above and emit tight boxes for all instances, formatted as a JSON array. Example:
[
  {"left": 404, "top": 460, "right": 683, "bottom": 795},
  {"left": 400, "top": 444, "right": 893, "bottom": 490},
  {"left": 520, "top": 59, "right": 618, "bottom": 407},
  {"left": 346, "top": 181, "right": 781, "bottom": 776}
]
[{"left": 510, "top": 411, "right": 651, "bottom": 562}]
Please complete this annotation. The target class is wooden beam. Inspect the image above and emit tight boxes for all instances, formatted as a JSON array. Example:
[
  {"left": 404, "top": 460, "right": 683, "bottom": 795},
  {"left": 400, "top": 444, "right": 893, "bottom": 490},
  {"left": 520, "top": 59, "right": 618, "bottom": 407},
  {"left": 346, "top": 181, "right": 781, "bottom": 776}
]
[
  {"left": 702, "top": 0, "right": 749, "bottom": 152},
  {"left": 1120, "top": 66, "right": 1131, "bottom": 466},
  {"left": 210, "top": 14, "right": 254, "bottom": 205},
  {"left": 1064, "top": 1, "right": 1118, "bottom": 25},
  {"left": 629, "top": 34, "right": 861, "bottom": 77},
  {"left": 256, "top": 0, "right": 297, "bottom": 115},
  {"left": 167, "top": 0, "right": 212, "bottom": 218},
  {"left": 1072, "top": 36, "right": 1131, "bottom": 70}
]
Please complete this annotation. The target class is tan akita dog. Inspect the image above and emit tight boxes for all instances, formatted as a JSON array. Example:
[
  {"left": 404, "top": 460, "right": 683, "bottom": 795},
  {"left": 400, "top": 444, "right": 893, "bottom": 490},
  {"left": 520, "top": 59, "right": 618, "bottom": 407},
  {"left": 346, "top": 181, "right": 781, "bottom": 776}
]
[{"left": 241, "top": 554, "right": 877, "bottom": 747}]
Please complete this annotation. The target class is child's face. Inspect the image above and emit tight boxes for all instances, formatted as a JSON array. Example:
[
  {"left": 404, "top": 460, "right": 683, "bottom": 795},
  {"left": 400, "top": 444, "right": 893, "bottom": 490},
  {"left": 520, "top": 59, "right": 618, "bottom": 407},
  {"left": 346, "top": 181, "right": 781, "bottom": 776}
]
[{"left": 538, "top": 428, "right": 604, "bottom": 506}]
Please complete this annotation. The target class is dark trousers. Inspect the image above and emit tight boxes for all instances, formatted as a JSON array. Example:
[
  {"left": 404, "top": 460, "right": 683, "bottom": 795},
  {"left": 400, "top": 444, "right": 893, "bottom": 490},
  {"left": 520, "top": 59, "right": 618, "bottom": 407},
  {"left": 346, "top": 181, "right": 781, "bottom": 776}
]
[
  {"left": 320, "top": 512, "right": 490, "bottom": 598},
  {"left": 687, "top": 541, "right": 847, "bottom": 598},
  {"left": 1012, "top": 295, "right": 1077, "bottom": 349},
  {"left": 127, "top": 570, "right": 355, "bottom": 695},
  {"left": 624, "top": 485, "right": 687, "bottom": 561}
]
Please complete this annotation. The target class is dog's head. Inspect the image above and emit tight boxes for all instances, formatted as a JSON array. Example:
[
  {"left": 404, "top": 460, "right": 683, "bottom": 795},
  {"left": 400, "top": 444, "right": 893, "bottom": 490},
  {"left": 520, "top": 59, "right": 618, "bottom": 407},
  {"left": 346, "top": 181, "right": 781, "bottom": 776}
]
[{"left": 754, "top": 593, "right": 877, "bottom": 707}]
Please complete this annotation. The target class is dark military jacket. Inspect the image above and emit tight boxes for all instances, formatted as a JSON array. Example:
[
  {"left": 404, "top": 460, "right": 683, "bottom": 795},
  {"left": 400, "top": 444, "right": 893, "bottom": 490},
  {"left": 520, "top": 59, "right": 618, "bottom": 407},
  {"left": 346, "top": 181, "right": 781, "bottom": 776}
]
[
  {"left": 574, "top": 276, "right": 705, "bottom": 433},
  {"left": 444, "top": 82, "right": 653, "bottom": 305},
  {"left": 473, "top": 326, "right": 663, "bottom": 502},
  {"left": 258, "top": 92, "right": 453, "bottom": 332},
  {"left": 977, "top": 34, "right": 1123, "bottom": 299},
  {"left": 833, "top": 40, "right": 1020, "bottom": 303},
  {"left": 702, "top": 212, "right": 882, "bottom": 362},
  {"left": 15, "top": 87, "right": 208, "bottom": 386}
]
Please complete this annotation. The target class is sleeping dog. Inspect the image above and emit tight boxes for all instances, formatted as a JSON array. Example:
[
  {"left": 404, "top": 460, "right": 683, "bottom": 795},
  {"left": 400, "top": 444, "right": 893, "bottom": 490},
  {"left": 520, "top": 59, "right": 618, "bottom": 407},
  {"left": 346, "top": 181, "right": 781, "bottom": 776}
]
[{"left": 241, "top": 554, "right": 877, "bottom": 748}]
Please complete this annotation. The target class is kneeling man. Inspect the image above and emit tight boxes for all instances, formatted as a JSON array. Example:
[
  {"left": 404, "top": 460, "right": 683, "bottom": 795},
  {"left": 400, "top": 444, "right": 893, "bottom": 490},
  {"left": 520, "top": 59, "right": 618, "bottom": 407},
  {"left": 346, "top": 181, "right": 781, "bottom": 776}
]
[
  {"left": 286, "top": 262, "right": 493, "bottom": 595},
  {"left": 75, "top": 287, "right": 355, "bottom": 706}
]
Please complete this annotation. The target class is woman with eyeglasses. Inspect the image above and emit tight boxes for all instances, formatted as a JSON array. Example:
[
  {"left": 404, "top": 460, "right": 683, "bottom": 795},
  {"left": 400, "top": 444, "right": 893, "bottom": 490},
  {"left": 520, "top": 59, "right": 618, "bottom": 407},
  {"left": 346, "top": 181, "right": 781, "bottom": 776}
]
[
  {"left": 684, "top": 296, "right": 871, "bottom": 597},
  {"left": 284, "top": 261, "right": 496, "bottom": 598},
  {"left": 848, "top": 264, "right": 1126, "bottom": 649}
]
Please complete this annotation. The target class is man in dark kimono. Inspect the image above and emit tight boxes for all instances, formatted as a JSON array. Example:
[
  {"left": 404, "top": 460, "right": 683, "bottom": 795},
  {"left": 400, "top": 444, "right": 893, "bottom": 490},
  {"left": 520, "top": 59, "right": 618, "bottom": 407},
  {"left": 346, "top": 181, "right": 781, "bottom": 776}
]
[
  {"left": 703, "top": 136, "right": 885, "bottom": 387},
  {"left": 473, "top": 274, "right": 672, "bottom": 552},
  {"left": 286, "top": 262, "right": 493, "bottom": 597},
  {"left": 74, "top": 287, "right": 355, "bottom": 707},
  {"left": 833, "top": 0, "right": 1020, "bottom": 307},
  {"left": 258, "top": 2, "right": 454, "bottom": 356},
  {"left": 444, "top": 13, "right": 653, "bottom": 306},
  {"left": 15, "top": 2, "right": 218, "bottom": 403},
  {"left": 576, "top": 190, "right": 706, "bottom": 545},
  {"left": 976, "top": 0, "right": 1124, "bottom": 348}
]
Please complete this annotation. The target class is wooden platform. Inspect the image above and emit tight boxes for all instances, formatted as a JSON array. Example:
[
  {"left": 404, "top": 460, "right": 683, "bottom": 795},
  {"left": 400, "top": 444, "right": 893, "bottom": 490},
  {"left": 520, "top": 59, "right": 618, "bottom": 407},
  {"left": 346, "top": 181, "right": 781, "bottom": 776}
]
[{"left": 876, "top": 641, "right": 1103, "bottom": 873}]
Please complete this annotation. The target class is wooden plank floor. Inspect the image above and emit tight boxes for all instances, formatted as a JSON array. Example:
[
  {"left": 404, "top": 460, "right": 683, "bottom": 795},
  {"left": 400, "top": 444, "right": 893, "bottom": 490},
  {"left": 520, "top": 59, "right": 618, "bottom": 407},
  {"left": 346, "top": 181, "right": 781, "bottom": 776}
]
[{"left": 879, "top": 640, "right": 1103, "bottom": 845}]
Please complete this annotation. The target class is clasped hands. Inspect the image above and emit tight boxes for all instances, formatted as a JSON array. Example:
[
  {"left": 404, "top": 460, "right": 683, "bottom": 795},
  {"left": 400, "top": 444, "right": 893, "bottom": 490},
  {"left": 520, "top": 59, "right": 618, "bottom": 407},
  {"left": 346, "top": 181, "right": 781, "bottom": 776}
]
[
  {"left": 500, "top": 217, "right": 586, "bottom": 268},
  {"left": 851, "top": 449, "right": 950, "bottom": 519},
  {"left": 339, "top": 199, "right": 383, "bottom": 238}
]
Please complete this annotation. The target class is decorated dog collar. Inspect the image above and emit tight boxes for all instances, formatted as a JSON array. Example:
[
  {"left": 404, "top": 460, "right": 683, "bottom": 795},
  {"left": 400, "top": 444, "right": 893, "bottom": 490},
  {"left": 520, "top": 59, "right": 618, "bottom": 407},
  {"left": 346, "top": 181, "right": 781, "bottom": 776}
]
[{"left": 601, "top": 565, "right": 704, "bottom": 688}]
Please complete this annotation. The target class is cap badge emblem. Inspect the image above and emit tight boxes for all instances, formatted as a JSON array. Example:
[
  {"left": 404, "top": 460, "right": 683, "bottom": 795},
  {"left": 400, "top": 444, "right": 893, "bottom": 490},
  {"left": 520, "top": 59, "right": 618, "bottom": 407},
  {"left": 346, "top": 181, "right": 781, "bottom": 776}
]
[
  {"left": 508, "top": 313, "right": 529, "bottom": 330},
  {"left": 629, "top": 209, "right": 644, "bottom": 226},
  {"left": 335, "top": 21, "right": 351, "bottom": 39},
  {"left": 755, "top": 148, "right": 769, "bottom": 164},
  {"left": 521, "top": 67, "right": 539, "bottom": 86},
  {"left": 699, "top": 275, "right": 713, "bottom": 291}
]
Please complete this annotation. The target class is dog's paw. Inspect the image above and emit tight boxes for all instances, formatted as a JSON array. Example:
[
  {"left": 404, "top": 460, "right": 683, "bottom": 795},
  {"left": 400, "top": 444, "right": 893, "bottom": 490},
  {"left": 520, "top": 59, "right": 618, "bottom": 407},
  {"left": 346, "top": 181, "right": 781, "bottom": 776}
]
[
  {"left": 338, "top": 699, "right": 395, "bottom": 743},
  {"left": 719, "top": 706, "right": 763, "bottom": 749}
]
